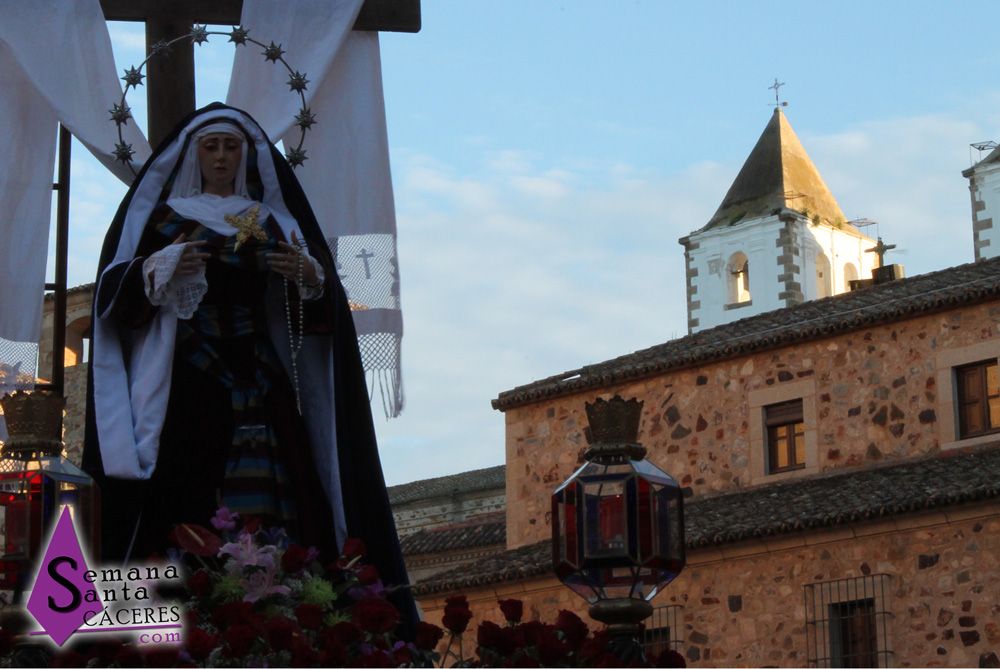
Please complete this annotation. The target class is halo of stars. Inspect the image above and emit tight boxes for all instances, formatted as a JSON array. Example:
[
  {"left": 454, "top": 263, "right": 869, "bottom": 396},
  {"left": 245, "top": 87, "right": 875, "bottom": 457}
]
[{"left": 110, "top": 25, "right": 315, "bottom": 174}]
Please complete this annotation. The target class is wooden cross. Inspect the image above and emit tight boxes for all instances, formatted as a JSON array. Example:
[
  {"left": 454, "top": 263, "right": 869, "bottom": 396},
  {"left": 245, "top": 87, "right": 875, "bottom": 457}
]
[{"left": 100, "top": 0, "right": 420, "bottom": 146}]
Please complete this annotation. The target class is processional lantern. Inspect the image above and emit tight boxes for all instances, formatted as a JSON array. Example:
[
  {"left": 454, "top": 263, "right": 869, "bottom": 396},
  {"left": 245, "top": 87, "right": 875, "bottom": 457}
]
[
  {"left": 552, "top": 395, "right": 685, "bottom": 657},
  {"left": 0, "top": 391, "right": 99, "bottom": 592}
]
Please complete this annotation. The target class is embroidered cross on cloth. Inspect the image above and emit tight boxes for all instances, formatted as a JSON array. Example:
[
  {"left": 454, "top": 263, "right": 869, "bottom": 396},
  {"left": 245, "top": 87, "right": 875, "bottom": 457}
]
[{"left": 226, "top": 204, "right": 266, "bottom": 251}]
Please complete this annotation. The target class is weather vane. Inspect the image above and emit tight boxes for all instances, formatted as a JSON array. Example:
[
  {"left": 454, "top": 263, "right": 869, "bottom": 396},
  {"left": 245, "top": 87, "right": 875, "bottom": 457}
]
[{"left": 769, "top": 78, "right": 788, "bottom": 109}]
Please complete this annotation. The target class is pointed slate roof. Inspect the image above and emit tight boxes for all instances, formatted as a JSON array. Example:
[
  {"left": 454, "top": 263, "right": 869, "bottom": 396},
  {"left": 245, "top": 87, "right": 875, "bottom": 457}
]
[{"left": 702, "top": 110, "right": 847, "bottom": 230}]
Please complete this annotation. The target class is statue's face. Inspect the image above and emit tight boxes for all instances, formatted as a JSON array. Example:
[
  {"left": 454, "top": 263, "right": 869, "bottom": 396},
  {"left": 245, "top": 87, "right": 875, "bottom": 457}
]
[{"left": 198, "top": 133, "right": 243, "bottom": 196}]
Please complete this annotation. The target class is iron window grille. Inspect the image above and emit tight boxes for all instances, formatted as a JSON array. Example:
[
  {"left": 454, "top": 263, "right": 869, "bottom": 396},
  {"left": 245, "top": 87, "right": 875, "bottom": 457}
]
[
  {"left": 643, "top": 604, "right": 683, "bottom": 658},
  {"left": 804, "top": 574, "right": 893, "bottom": 668},
  {"left": 955, "top": 359, "right": 1000, "bottom": 439},
  {"left": 765, "top": 399, "right": 805, "bottom": 473}
]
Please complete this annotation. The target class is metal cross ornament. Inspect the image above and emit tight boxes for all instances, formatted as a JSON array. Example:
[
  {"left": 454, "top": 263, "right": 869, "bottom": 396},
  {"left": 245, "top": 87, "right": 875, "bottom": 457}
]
[{"left": 769, "top": 78, "right": 788, "bottom": 109}]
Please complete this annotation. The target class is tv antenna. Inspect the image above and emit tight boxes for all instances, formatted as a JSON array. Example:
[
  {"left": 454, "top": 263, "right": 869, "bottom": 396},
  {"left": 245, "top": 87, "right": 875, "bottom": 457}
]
[{"left": 970, "top": 141, "right": 998, "bottom": 166}]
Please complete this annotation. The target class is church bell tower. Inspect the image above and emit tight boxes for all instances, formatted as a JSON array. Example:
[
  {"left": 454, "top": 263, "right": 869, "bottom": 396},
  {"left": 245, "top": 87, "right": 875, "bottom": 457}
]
[{"left": 679, "top": 109, "right": 877, "bottom": 334}]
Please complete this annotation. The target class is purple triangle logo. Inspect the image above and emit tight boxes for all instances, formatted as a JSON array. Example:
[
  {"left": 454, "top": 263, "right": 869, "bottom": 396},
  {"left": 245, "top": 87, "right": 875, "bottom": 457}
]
[{"left": 25, "top": 507, "right": 101, "bottom": 647}]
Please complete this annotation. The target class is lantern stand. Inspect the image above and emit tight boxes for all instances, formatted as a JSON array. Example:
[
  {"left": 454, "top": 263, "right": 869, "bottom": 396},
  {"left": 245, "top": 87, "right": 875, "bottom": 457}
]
[{"left": 552, "top": 395, "right": 686, "bottom": 665}]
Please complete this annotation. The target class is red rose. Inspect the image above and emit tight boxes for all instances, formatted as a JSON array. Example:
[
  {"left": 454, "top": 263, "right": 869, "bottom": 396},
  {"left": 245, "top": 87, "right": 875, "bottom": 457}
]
[
  {"left": 168, "top": 523, "right": 221, "bottom": 557},
  {"left": 50, "top": 651, "right": 86, "bottom": 668},
  {"left": 579, "top": 629, "right": 611, "bottom": 663},
  {"left": 224, "top": 623, "right": 258, "bottom": 657},
  {"left": 555, "top": 609, "right": 589, "bottom": 650},
  {"left": 185, "top": 627, "right": 218, "bottom": 661},
  {"left": 264, "top": 615, "right": 298, "bottom": 651},
  {"left": 477, "top": 620, "right": 515, "bottom": 657},
  {"left": 341, "top": 537, "right": 367, "bottom": 559},
  {"left": 537, "top": 625, "right": 569, "bottom": 666},
  {"left": 321, "top": 643, "right": 347, "bottom": 667},
  {"left": 442, "top": 608, "right": 473, "bottom": 635},
  {"left": 356, "top": 564, "right": 380, "bottom": 585},
  {"left": 113, "top": 646, "right": 144, "bottom": 667},
  {"left": 290, "top": 637, "right": 319, "bottom": 667},
  {"left": 352, "top": 597, "right": 400, "bottom": 634},
  {"left": 655, "top": 648, "right": 687, "bottom": 668},
  {"left": 186, "top": 569, "right": 212, "bottom": 598},
  {"left": 414, "top": 621, "right": 444, "bottom": 651},
  {"left": 519, "top": 620, "right": 545, "bottom": 646},
  {"left": 393, "top": 645, "right": 413, "bottom": 665},
  {"left": 281, "top": 544, "right": 310, "bottom": 573},
  {"left": 212, "top": 601, "right": 257, "bottom": 628},
  {"left": 442, "top": 594, "right": 473, "bottom": 634},
  {"left": 323, "top": 621, "right": 364, "bottom": 649},
  {"left": 142, "top": 648, "right": 180, "bottom": 668},
  {"left": 295, "top": 603, "right": 324, "bottom": 630},
  {"left": 498, "top": 598, "right": 524, "bottom": 624},
  {"left": 243, "top": 516, "right": 262, "bottom": 533},
  {"left": 90, "top": 640, "right": 125, "bottom": 666}
]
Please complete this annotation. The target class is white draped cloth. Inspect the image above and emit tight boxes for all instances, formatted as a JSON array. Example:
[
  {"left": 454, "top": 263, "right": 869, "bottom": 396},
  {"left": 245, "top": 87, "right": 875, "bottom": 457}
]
[
  {"left": 0, "top": 0, "right": 150, "bottom": 438},
  {"left": 227, "top": 0, "right": 405, "bottom": 418}
]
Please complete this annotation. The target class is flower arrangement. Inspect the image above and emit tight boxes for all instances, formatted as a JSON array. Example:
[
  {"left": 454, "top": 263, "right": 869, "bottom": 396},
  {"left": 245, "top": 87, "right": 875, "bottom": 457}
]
[{"left": 0, "top": 509, "right": 685, "bottom": 668}]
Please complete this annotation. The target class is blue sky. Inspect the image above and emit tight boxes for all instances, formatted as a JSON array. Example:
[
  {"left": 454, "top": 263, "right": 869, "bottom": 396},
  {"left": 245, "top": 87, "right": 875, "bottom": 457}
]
[{"left": 56, "top": 1, "right": 1000, "bottom": 484}]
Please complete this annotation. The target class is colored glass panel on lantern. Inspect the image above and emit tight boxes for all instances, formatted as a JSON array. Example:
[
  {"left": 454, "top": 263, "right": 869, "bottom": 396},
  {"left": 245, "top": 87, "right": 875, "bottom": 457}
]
[
  {"left": 552, "top": 451, "right": 685, "bottom": 605},
  {"left": 0, "top": 456, "right": 99, "bottom": 590}
]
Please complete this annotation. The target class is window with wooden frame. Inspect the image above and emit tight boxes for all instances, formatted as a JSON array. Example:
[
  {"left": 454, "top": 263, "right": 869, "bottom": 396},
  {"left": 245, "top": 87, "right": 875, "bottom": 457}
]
[
  {"left": 956, "top": 359, "right": 1000, "bottom": 439},
  {"left": 765, "top": 399, "right": 805, "bottom": 473}
]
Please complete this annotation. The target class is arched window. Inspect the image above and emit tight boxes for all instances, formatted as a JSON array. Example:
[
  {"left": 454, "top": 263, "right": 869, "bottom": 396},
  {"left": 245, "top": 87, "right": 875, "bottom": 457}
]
[
  {"left": 843, "top": 263, "right": 859, "bottom": 291},
  {"left": 816, "top": 252, "right": 832, "bottom": 298},
  {"left": 728, "top": 252, "right": 751, "bottom": 304}
]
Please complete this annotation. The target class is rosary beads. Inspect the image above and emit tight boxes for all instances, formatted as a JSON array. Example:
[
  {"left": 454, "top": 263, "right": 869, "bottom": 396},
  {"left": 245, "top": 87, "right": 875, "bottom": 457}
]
[{"left": 283, "top": 242, "right": 306, "bottom": 415}]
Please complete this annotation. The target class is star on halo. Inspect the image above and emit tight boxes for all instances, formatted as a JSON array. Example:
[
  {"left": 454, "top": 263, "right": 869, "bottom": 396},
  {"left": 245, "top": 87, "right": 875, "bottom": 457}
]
[
  {"left": 190, "top": 25, "right": 209, "bottom": 46},
  {"left": 121, "top": 66, "right": 145, "bottom": 89},
  {"left": 263, "top": 42, "right": 285, "bottom": 62},
  {"left": 109, "top": 103, "right": 132, "bottom": 126},
  {"left": 285, "top": 147, "right": 308, "bottom": 168},
  {"left": 294, "top": 107, "right": 316, "bottom": 130},
  {"left": 287, "top": 71, "right": 309, "bottom": 93},
  {"left": 113, "top": 142, "right": 135, "bottom": 164},
  {"left": 229, "top": 25, "right": 250, "bottom": 45}
]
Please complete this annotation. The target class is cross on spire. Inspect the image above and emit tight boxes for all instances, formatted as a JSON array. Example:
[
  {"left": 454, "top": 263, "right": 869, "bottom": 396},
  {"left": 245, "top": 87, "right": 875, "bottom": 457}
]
[{"left": 769, "top": 78, "right": 788, "bottom": 110}]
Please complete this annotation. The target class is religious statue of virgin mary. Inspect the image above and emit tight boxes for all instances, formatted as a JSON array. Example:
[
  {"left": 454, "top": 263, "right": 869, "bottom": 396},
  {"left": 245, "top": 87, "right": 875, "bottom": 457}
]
[{"left": 82, "top": 103, "right": 416, "bottom": 626}]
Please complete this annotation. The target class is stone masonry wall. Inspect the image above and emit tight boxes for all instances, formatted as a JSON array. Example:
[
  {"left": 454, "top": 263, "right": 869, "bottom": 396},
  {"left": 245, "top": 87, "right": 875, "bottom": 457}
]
[
  {"left": 504, "top": 302, "right": 1000, "bottom": 550},
  {"left": 417, "top": 504, "right": 1000, "bottom": 667}
]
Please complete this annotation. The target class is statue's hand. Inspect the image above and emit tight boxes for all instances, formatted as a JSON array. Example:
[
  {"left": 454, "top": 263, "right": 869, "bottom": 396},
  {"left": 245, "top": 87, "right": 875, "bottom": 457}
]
[
  {"left": 172, "top": 233, "right": 209, "bottom": 276},
  {"left": 267, "top": 231, "right": 320, "bottom": 286}
]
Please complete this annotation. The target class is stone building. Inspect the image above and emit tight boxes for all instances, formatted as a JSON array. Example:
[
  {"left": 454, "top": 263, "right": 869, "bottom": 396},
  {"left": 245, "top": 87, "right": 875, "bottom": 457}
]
[
  {"left": 680, "top": 110, "right": 878, "bottom": 334},
  {"left": 413, "top": 257, "right": 1000, "bottom": 667},
  {"left": 387, "top": 466, "right": 506, "bottom": 583}
]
